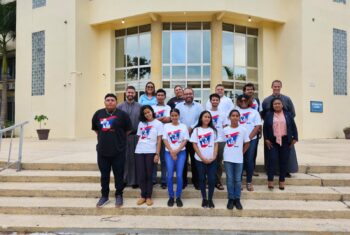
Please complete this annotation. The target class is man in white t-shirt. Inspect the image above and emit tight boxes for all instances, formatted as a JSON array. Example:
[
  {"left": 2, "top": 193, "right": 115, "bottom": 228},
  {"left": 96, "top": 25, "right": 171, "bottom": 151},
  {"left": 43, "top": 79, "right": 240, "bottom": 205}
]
[
  {"left": 207, "top": 93, "right": 226, "bottom": 191},
  {"left": 152, "top": 89, "right": 171, "bottom": 189},
  {"left": 206, "top": 84, "right": 234, "bottom": 117}
]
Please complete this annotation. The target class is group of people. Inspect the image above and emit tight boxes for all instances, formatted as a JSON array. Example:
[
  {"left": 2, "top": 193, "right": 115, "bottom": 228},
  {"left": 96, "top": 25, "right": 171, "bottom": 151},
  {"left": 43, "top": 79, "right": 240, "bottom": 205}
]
[{"left": 91, "top": 80, "right": 298, "bottom": 210}]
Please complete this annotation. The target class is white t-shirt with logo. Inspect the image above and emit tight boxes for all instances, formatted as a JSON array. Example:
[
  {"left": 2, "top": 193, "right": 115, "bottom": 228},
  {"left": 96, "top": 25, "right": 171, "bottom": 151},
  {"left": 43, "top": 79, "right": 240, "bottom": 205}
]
[
  {"left": 208, "top": 109, "right": 226, "bottom": 142},
  {"left": 135, "top": 119, "right": 163, "bottom": 154},
  {"left": 235, "top": 107, "right": 262, "bottom": 140},
  {"left": 190, "top": 127, "right": 219, "bottom": 162},
  {"left": 251, "top": 98, "right": 261, "bottom": 112},
  {"left": 162, "top": 123, "right": 189, "bottom": 152},
  {"left": 152, "top": 104, "right": 171, "bottom": 123},
  {"left": 223, "top": 125, "right": 250, "bottom": 164}
]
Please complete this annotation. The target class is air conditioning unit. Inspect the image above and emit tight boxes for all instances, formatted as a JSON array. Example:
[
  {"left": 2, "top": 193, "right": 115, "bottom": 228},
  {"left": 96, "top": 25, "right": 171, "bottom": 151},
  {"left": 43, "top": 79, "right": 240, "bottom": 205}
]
[{"left": 7, "top": 83, "right": 15, "bottom": 90}]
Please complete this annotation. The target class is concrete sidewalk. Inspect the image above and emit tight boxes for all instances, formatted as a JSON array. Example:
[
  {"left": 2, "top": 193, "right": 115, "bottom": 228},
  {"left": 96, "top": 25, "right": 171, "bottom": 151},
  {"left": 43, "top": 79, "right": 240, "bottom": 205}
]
[{"left": 0, "top": 138, "right": 349, "bottom": 166}]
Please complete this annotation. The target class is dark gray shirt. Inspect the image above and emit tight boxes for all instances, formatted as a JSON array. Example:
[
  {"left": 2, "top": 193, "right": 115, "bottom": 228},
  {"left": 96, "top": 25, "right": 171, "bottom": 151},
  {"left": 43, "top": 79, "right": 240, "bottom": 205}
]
[
  {"left": 117, "top": 101, "right": 141, "bottom": 134},
  {"left": 261, "top": 94, "right": 296, "bottom": 119}
]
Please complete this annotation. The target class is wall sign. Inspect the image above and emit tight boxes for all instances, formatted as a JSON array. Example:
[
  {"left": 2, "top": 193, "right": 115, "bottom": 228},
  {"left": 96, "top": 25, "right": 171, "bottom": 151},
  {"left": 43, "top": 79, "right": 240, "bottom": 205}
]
[{"left": 310, "top": 101, "right": 323, "bottom": 113}]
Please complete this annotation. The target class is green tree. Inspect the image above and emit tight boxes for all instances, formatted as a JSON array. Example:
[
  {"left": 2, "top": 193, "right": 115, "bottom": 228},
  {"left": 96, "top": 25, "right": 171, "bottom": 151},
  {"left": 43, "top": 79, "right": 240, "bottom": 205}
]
[{"left": 0, "top": 0, "right": 16, "bottom": 128}]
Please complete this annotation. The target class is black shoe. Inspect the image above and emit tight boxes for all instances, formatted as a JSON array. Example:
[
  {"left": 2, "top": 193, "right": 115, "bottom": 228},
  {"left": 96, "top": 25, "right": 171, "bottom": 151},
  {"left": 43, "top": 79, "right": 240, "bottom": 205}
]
[
  {"left": 176, "top": 198, "right": 183, "bottom": 207},
  {"left": 161, "top": 183, "right": 167, "bottom": 189},
  {"left": 153, "top": 182, "right": 157, "bottom": 185},
  {"left": 201, "top": 199, "right": 208, "bottom": 208},
  {"left": 182, "top": 183, "right": 187, "bottom": 189},
  {"left": 208, "top": 200, "right": 215, "bottom": 208},
  {"left": 215, "top": 183, "right": 225, "bottom": 190},
  {"left": 194, "top": 185, "right": 200, "bottom": 190},
  {"left": 227, "top": 199, "right": 234, "bottom": 210},
  {"left": 131, "top": 184, "right": 139, "bottom": 189},
  {"left": 285, "top": 173, "right": 292, "bottom": 178},
  {"left": 235, "top": 199, "right": 243, "bottom": 210},
  {"left": 167, "top": 197, "right": 174, "bottom": 207}
]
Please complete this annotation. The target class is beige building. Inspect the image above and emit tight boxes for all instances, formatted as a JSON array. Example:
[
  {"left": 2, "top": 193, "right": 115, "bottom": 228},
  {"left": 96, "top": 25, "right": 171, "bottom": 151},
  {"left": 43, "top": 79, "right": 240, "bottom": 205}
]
[{"left": 15, "top": 0, "right": 349, "bottom": 139}]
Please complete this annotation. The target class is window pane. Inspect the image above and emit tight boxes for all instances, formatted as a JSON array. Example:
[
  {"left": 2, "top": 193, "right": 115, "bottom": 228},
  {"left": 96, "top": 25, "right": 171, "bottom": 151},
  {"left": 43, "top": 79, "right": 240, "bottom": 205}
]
[
  {"left": 203, "top": 66, "right": 210, "bottom": 78},
  {"left": 202, "top": 89, "right": 211, "bottom": 106},
  {"left": 247, "top": 69, "right": 258, "bottom": 82},
  {"left": 139, "top": 24, "right": 151, "bottom": 33},
  {"left": 223, "top": 23, "right": 234, "bottom": 32},
  {"left": 172, "top": 22, "right": 186, "bottom": 30},
  {"left": 222, "top": 32, "right": 233, "bottom": 67},
  {"left": 162, "top": 31, "right": 170, "bottom": 64},
  {"left": 126, "top": 35, "right": 138, "bottom": 66},
  {"left": 163, "top": 23, "right": 170, "bottom": 30},
  {"left": 115, "top": 83, "right": 126, "bottom": 92},
  {"left": 188, "top": 66, "right": 201, "bottom": 79},
  {"left": 203, "top": 31, "right": 211, "bottom": 63},
  {"left": 140, "top": 67, "right": 151, "bottom": 80},
  {"left": 127, "top": 68, "right": 138, "bottom": 81},
  {"left": 163, "top": 81, "right": 170, "bottom": 88},
  {"left": 115, "top": 29, "right": 126, "bottom": 37},
  {"left": 187, "top": 22, "right": 201, "bottom": 30},
  {"left": 187, "top": 31, "right": 201, "bottom": 63},
  {"left": 247, "top": 37, "right": 258, "bottom": 67},
  {"left": 127, "top": 27, "right": 138, "bottom": 35},
  {"left": 139, "top": 33, "right": 151, "bottom": 66},
  {"left": 235, "top": 25, "right": 246, "bottom": 34},
  {"left": 247, "top": 27, "right": 258, "bottom": 36},
  {"left": 187, "top": 80, "right": 201, "bottom": 88},
  {"left": 234, "top": 34, "right": 246, "bottom": 66},
  {"left": 222, "top": 66, "right": 234, "bottom": 80},
  {"left": 172, "top": 31, "right": 186, "bottom": 64},
  {"left": 203, "top": 22, "right": 211, "bottom": 30},
  {"left": 172, "top": 66, "right": 185, "bottom": 79},
  {"left": 234, "top": 67, "right": 246, "bottom": 81},
  {"left": 115, "top": 69, "right": 125, "bottom": 83},
  {"left": 162, "top": 66, "right": 170, "bottom": 79},
  {"left": 203, "top": 81, "right": 210, "bottom": 88},
  {"left": 115, "top": 38, "right": 125, "bottom": 68}
]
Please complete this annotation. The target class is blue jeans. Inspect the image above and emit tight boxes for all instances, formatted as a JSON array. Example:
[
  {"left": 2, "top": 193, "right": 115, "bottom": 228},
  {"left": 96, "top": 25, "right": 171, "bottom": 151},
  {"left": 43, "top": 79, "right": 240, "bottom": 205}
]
[
  {"left": 195, "top": 159, "right": 217, "bottom": 200},
  {"left": 224, "top": 161, "right": 243, "bottom": 199},
  {"left": 152, "top": 142, "right": 167, "bottom": 184},
  {"left": 164, "top": 150, "right": 186, "bottom": 198},
  {"left": 243, "top": 138, "right": 258, "bottom": 183}
]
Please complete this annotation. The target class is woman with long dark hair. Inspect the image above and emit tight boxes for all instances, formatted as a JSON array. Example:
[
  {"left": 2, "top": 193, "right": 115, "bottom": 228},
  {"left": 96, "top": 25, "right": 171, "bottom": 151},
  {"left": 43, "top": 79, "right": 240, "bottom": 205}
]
[
  {"left": 134, "top": 105, "right": 163, "bottom": 206},
  {"left": 190, "top": 111, "right": 219, "bottom": 208},
  {"left": 263, "top": 97, "right": 298, "bottom": 190},
  {"left": 139, "top": 82, "right": 157, "bottom": 106}
]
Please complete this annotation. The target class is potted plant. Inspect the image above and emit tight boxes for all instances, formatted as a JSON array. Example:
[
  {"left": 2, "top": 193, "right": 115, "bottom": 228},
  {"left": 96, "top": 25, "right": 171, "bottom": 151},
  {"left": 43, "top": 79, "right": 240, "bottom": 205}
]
[
  {"left": 343, "top": 126, "right": 350, "bottom": 140},
  {"left": 34, "top": 114, "right": 50, "bottom": 140}
]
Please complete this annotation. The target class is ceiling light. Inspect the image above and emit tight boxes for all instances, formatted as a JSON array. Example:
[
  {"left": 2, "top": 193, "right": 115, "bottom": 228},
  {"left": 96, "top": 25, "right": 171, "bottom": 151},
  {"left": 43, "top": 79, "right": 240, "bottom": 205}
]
[
  {"left": 121, "top": 19, "right": 125, "bottom": 24},
  {"left": 248, "top": 16, "right": 252, "bottom": 22}
]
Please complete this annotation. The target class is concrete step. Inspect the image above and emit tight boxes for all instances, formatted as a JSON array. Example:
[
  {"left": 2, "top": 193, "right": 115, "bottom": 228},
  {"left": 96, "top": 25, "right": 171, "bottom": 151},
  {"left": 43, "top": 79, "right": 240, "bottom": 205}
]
[
  {"left": 0, "top": 182, "right": 348, "bottom": 201},
  {"left": 2, "top": 169, "right": 350, "bottom": 186},
  {"left": 0, "top": 197, "right": 349, "bottom": 219},
  {"left": 2, "top": 161, "right": 350, "bottom": 173},
  {"left": 1, "top": 214, "right": 350, "bottom": 234}
]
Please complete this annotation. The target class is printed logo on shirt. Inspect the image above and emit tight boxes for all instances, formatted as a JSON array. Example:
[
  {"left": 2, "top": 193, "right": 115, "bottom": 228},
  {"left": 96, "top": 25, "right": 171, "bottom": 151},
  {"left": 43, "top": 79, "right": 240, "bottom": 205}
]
[
  {"left": 140, "top": 126, "right": 153, "bottom": 139},
  {"left": 225, "top": 132, "right": 239, "bottom": 147},
  {"left": 251, "top": 103, "right": 257, "bottom": 110},
  {"left": 155, "top": 110, "right": 165, "bottom": 118},
  {"left": 240, "top": 112, "right": 251, "bottom": 124},
  {"left": 168, "top": 129, "right": 181, "bottom": 144},
  {"left": 198, "top": 132, "right": 212, "bottom": 148},
  {"left": 212, "top": 115, "right": 219, "bottom": 126},
  {"left": 100, "top": 116, "right": 117, "bottom": 131}
]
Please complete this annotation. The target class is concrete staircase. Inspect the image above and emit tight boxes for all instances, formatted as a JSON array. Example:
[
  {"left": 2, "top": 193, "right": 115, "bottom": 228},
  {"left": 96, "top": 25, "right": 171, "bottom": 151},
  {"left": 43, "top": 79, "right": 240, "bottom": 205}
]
[{"left": 1, "top": 162, "right": 350, "bottom": 234}]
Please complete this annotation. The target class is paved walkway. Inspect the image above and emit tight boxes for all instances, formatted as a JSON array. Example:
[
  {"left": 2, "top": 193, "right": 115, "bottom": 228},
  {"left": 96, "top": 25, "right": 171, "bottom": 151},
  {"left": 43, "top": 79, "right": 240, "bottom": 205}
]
[{"left": 0, "top": 138, "right": 349, "bottom": 166}]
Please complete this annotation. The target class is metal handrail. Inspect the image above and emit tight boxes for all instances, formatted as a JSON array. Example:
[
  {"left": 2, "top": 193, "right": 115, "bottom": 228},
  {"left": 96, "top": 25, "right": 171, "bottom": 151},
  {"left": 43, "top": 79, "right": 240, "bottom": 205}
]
[{"left": 0, "top": 121, "right": 29, "bottom": 172}]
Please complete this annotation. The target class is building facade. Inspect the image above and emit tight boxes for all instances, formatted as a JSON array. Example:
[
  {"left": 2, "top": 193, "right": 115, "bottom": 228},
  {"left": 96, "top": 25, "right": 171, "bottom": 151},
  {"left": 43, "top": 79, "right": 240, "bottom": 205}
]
[{"left": 15, "top": 0, "right": 350, "bottom": 139}]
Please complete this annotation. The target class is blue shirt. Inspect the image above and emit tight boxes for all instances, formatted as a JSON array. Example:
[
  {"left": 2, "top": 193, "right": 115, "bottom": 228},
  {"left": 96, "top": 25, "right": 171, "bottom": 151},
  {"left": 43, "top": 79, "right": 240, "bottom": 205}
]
[
  {"left": 175, "top": 101, "right": 203, "bottom": 129},
  {"left": 139, "top": 94, "right": 157, "bottom": 106}
]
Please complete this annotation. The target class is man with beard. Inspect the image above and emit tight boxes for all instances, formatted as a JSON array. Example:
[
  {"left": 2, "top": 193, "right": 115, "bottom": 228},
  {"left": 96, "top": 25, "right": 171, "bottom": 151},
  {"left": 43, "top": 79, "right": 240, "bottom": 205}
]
[
  {"left": 175, "top": 87, "right": 203, "bottom": 189},
  {"left": 117, "top": 86, "right": 142, "bottom": 188}
]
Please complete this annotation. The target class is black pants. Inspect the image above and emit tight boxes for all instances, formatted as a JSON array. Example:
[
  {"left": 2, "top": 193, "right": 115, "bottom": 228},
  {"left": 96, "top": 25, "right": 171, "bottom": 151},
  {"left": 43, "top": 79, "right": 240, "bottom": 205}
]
[
  {"left": 183, "top": 142, "right": 198, "bottom": 187},
  {"left": 97, "top": 152, "right": 126, "bottom": 197},
  {"left": 267, "top": 137, "right": 291, "bottom": 182},
  {"left": 135, "top": 153, "right": 155, "bottom": 198},
  {"left": 196, "top": 159, "right": 217, "bottom": 200}
]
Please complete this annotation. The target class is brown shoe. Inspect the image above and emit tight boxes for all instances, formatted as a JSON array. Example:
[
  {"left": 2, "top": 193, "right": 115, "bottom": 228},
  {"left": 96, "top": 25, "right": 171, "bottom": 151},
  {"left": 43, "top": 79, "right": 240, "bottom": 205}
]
[
  {"left": 146, "top": 198, "right": 153, "bottom": 206},
  {"left": 279, "top": 181, "right": 285, "bottom": 190},
  {"left": 246, "top": 183, "right": 254, "bottom": 191},
  {"left": 137, "top": 198, "right": 146, "bottom": 205},
  {"left": 268, "top": 181, "right": 274, "bottom": 190}
]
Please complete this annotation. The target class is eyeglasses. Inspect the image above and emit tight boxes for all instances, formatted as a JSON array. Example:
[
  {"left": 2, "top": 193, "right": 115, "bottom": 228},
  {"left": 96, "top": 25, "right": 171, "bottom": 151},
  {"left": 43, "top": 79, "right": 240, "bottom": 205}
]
[{"left": 146, "top": 86, "right": 154, "bottom": 89}]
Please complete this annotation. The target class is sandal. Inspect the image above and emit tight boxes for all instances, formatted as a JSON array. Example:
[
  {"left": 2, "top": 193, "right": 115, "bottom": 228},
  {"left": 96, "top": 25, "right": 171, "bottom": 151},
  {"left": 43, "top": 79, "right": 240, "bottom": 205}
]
[
  {"left": 279, "top": 181, "right": 285, "bottom": 190},
  {"left": 246, "top": 183, "right": 254, "bottom": 191},
  {"left": 268, "top": 181, "right": 274, "bottom": 190},
  {"left": 215, "top": 183, "right": 224, "bottom": 190}
]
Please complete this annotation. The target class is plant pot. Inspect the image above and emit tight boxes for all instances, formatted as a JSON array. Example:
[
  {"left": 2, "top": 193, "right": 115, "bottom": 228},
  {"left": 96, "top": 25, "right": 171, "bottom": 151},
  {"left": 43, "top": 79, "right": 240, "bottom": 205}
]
[{"left": 36, "top": 129, "right": 50, "bottom": 140}]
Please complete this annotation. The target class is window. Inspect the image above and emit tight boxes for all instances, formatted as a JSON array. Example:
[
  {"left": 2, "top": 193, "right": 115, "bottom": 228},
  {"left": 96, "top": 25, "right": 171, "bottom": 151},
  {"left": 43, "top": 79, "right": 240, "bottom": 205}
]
[
  {"left": 333, "top": 28, "right": 347, "bottom": 95},
  {"left": 222, "top": 23, "right": 259, "bottom": 102},
  {"left": 115, "top": 25, "right": 151, "bottom": 98},
  {"left": 32, "top": 0, "right": 46, "bottom": 9},
  {"left": 333, "top": 0, "right": 346, "bottom": 4},
  {"left": 162, "top": 22, "right": 211, "bottom": 104},
  {"left": 32, "top": 31, "right": 45, "bottom": 96}
]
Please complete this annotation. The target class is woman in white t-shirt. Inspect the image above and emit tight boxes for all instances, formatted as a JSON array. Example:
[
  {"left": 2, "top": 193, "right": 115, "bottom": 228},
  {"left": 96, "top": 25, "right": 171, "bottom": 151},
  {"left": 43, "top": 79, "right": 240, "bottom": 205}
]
[
  {"left": 223, "top": 109, "right": 250, "bottom": 210},
  {"left": 190, "top": 111, "right": 219, "bottom": 209},
  {"left": 235, "top": 94, "right": 262, "bottom": 192},
  {"left": 163, "top": 108, "right": 189, "bottom": 207},
  {"left": 135, "top": 105, "right": 163, "bottom": 206}
]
